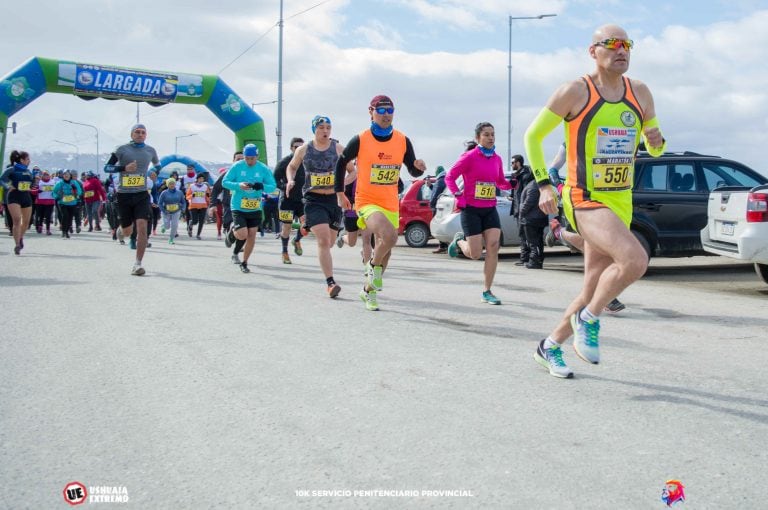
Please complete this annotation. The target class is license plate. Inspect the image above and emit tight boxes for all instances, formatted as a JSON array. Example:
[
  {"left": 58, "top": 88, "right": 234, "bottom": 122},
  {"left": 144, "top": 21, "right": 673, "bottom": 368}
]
[{"left": 720, "top": 222, "right": 735, "bottom": 236}]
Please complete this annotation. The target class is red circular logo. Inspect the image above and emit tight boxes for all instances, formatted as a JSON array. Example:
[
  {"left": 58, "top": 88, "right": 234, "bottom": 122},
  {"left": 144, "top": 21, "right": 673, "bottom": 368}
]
[{"left": 63, "top": 481, "right": 88, "bottom": 506}]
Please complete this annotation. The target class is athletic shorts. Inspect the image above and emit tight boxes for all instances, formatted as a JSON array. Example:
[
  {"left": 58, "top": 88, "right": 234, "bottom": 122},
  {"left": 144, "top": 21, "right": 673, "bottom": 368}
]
[
  {"left": 304, "top": 193, "right": 342, "bottom": 231},
  {"left": 562, "top": 185, "right": 632, "bottom": 233},
  {"left": 7, "top": 190, "right": 32, "bottom": 208},
  {"left": 356, "top": 204, "right": 399, "bottom": 231},
  {"left": 117, "top": 192, "right": 151, "bottom": 228},
  {"left": 460, "top": 205, "right": 500, "bottom": 237},
  {"left": 343, "top": 210, "right": 360, "bottom": 232},
  {"left": 232, "top": 210, "right": 263, "bottom": 230},
  {"left": 278, "top": 198, "right": 304, "bottom": 224}
]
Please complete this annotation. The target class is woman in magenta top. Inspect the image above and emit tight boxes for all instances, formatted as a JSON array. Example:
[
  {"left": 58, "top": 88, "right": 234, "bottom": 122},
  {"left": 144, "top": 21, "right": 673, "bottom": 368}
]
[{"left": 445, "top": 122, "right": 511, "bottom": 305}]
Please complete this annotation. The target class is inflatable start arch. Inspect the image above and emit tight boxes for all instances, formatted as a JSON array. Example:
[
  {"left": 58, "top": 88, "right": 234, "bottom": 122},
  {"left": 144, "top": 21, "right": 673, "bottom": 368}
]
[{"left": 0, "top": 57, "right": 267, "bottom": 167}]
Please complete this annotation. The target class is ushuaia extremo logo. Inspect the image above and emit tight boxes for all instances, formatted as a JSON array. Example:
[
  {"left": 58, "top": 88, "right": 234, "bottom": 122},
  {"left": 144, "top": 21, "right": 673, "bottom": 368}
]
[{"left": 63, "top": 482, "right": 129, "bottom": 505}]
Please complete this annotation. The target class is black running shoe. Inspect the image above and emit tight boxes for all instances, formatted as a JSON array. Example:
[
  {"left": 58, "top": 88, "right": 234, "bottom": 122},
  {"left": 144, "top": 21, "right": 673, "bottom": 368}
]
[{"left": 240, "top": 263, "right": 250, "bottom": 273}]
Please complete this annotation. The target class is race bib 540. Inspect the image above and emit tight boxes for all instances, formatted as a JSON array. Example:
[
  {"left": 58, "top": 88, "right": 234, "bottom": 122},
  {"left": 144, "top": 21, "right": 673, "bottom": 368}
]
[{"left": 309, "top": 173, "right": 334, "bottom": 187}]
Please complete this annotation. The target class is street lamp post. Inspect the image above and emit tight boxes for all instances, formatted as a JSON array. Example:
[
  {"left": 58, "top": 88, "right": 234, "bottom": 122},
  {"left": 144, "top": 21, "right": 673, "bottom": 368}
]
[
  {"left": 175, "top": 133, "right": 198, "bottom": 155},
  {"left": 53, "top": 139, "right": 80, "bottom": 172},
  {"left": 507, "top": 14, "right": 556, "bottom": 170},
  {"left": 63, "top": 120, "right": 99, "bottom": 174}
]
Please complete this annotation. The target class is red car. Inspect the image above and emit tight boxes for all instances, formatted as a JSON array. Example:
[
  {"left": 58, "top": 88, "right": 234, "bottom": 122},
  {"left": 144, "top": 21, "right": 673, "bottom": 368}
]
[{"left": 398, "top": 177, "right": 435, "bottom": 247}]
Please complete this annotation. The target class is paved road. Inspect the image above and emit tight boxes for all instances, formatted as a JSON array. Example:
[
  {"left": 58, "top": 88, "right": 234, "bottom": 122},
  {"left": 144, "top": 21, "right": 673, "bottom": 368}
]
[{"left": 1, "top": 228, "right": 766, "bottom": 509}]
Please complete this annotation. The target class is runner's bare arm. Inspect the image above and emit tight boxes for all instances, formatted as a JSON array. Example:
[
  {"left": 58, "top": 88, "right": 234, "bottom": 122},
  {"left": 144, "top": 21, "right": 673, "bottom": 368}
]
[{"left": 286, "top": 145, "right": 307, "bottom": 194}]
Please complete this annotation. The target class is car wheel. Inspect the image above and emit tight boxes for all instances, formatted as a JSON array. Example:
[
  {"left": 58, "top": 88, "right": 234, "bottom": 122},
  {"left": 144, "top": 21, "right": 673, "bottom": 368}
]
[
  {"left": 632, "top": 229, "right": 652, "bottom": 259},
  {"left": 755, "top": 263, "right": 768, "bottom": 285},
  {"left": 404, "top": 222, "right": 430, "bottom": 248}
]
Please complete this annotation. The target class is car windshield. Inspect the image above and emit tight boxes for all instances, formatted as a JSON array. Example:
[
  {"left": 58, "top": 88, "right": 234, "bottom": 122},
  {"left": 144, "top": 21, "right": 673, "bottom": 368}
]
[{"left": 701, "top": 162, "right": 765, "bottom": 190}]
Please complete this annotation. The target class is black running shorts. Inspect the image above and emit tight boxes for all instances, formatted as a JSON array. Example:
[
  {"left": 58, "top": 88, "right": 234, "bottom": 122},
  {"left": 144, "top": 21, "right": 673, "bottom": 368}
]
[
  {"left": 7, "top": 190, "right": 33, "bottom": 208},
  {"left": 117, "top": 192, "right": 151, "bottom": 228},
  {"left": 232, "top": 210, "right": 263, "bottom": 230},
  {"left": 304, "top": 193, "right": 342, "bottom": 231},
  {"left": 460, "top": 205, "right": 501, "bottom": 237},
  {"left": 278, "top": 199, "right": 304, "bottom": 224}
]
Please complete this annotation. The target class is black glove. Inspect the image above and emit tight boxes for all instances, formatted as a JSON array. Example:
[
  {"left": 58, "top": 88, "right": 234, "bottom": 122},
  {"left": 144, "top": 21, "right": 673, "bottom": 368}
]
[{"left": 250, "top": 182, "right": 264, "bottom": 191}]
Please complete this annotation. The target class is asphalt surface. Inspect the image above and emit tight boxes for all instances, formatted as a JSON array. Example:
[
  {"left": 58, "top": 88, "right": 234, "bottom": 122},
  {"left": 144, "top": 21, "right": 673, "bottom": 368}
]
[{"left": 1, "top": 226, "right": 766, "bottom": 509}]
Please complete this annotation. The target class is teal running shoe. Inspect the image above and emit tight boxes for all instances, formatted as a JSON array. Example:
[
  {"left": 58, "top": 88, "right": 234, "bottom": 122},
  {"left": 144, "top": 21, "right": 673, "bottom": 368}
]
[
  {"left": 571, "top": 310, "right": 601, "bottom": 364},
  {"left": 534, "top": 339, "right": 573, "bottom": 378},
  {"left": 481, "top": 290, "right": 501, "bottom": 305},
  {"left": 447, "top": 232, "right": 464, "bottom": 258}
]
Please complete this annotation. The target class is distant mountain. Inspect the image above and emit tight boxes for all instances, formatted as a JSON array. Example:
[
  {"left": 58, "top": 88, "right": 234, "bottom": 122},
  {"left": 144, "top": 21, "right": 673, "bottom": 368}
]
[{"left": 24, "top": 151, "right": 229, "bottom": 176}]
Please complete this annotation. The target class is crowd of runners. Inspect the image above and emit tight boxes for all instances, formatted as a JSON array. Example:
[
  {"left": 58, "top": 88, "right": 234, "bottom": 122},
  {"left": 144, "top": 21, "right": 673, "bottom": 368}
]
[{"left": 1, "top": 24, "right": 666, "bottom": 379}]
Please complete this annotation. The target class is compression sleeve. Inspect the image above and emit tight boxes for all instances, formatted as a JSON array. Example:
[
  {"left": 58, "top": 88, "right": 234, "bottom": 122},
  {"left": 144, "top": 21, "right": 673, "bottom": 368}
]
[
  {"left": 642, "top": 117, "right": 667, "bottom": 157},
  {"left": 524, "top": 108, "right": 564, "bottom": 185},
  {"left": 103, "top": 153, "right": 124, "bottom": 173},
  {"left": 335, "top": 135, "right": 360, "bottom": 192}
]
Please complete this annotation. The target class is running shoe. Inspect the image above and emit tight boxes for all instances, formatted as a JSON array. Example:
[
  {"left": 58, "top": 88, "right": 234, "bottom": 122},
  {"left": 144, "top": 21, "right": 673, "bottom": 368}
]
[
  {"left": 161, "top": 225, "right": 166, "bottom": 234},
  {"left": 76, "top": 227, "right": 81, "bottom": 234},
  {"left": 117, "top": 227, "right": 124, "bottom": 243},
  {"left": 604, "top": 298, "right": 626, "bottom": 313},
  {"left": 282, "top": 253, "right": 292, "bottom": 264},
  {"left": 217, "top": 234, "right": 222, "bottom": 240},
  {"left": 231, "top": 254, "right": 241, "bottom": 265},
  {"left": 327, "top": 283, "right": 341, "bottom": 298},
  {"left": 196, "top": 235, "right": 201, "bottom": 240},
  {"left": 129, "top": 238, "right": 137, "bottom": 250},
  {"left": 447, "top": 232, "right": 464, "bottom": 258},
  {"left": 571, "top": 310, "right": 601, "bottom": 364},
  {"left": 131, "top": 263, "right": 145, "bottom": 276},
  {"left": 481, "top": 290, "right": 501, "bottom": 305},
  {"left": 47, "top": 229, "right": 52, "bottom": 236},
  {"left": 187, "top": 225, "right": 193, "bottom": 237},
  {"left": 13, "top": 245, "right": 21, "bottom": 255},
  {"left": 366, "top": 264, "right": 383, "bottom": 291},
  {"left": 168, "top": 238, "right": 175, "bottom": 245},
  {"left": 544, "top": 218, "right": 562, "bottom": 248},
  {"left": 224, "top": 227, "right": 233, "bottom": 248},
  {"left": 292, "top": 238, "right": 303, "bottom": 256},
  {"left": 336, "top": 229, "right": 345, "bottom": 248},
  {"left": 240, "top": 263, "right": 250, "bottom": 273},
  {"left": 359, "top": 288, "right": 379, "bottom": 311},
  {"left": 534, "top": 339, "right": 574, "bottom": 379}
]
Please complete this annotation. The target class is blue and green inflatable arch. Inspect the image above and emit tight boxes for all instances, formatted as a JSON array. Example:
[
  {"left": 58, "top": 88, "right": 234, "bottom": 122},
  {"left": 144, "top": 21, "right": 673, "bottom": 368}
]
[{"left": 0, "top": 57, "right": 267, "bottom": 168}]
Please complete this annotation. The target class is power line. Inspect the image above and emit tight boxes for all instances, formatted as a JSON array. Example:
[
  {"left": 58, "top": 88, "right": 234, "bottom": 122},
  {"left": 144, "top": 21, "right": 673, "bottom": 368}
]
[
  {"left": 218, "top": 23, "right": 278, "bottom": 75},
  {"left": 217, "top": 0, "right": 336, "bottom": 76}
]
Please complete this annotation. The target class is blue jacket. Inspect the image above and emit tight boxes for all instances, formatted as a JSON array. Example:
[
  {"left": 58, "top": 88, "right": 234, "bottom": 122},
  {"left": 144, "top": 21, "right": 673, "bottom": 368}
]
[
  {"left": 53, "top": 179, "right": 80, "bottom": 206},
  {"left": 223, "top": 160, "right": 277, "bottom": 213},
  {"left": 158, "top": 188, "right": 187, "bottom": 214}
]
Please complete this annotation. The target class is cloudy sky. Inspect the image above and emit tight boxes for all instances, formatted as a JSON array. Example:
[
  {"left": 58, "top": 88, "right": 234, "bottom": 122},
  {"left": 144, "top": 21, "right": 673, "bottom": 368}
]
[{"left": 2, "top": 0, "right": 767, "bottom": 175}]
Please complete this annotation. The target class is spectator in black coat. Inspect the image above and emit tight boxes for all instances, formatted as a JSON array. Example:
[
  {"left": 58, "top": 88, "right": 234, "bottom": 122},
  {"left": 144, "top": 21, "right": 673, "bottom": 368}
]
[
  {"left": 519, "top": 178, "right": 548, "bottom": 269},
  {"left": 428, "top": 165, "right": 448, "bottom": 253}
]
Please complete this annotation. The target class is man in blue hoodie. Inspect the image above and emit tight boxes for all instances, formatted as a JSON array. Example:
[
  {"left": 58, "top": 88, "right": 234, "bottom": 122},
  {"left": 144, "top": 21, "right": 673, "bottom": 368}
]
[{"left": 222, "top": 144, "right": 277, "bottom": 273}]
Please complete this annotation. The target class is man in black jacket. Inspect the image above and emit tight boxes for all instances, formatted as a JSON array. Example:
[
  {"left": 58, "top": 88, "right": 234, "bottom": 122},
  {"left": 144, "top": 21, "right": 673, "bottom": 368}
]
[
  {"left": 272, "top": 137, "right": 305, "bottom": 264},
  {"left": 510, "top": 154, "right": 533, "bottom": 265},
  {"left": 428, "top": 165, "right": 448, "bottom": 253}
]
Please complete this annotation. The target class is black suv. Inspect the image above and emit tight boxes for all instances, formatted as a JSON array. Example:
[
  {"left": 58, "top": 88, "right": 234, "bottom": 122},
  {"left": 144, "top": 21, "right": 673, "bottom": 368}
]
[{"left": 631, "top": 151, "right": 767, "bottom": 257}]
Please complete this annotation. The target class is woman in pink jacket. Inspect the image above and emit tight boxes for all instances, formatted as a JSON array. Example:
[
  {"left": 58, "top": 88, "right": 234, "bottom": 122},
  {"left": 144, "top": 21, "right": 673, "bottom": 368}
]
[{"left": 445, "top": 122, "right": 511, "bottom": 305}]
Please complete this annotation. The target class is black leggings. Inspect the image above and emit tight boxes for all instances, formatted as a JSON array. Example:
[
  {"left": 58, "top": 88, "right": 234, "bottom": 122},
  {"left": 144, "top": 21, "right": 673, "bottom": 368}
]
[
  {"left": 59, "top": 205, "right": 76, "bottom": 236},
  {"left": 36, "top": 204, "right": 54, "bottom": 229},
  {"left": 190, "top": 209, "right": 206, "bottom": 236}
]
